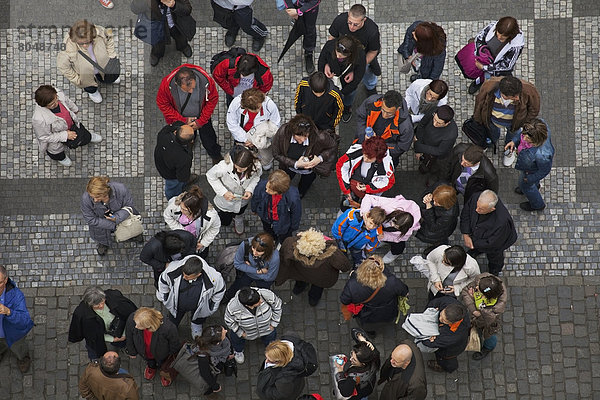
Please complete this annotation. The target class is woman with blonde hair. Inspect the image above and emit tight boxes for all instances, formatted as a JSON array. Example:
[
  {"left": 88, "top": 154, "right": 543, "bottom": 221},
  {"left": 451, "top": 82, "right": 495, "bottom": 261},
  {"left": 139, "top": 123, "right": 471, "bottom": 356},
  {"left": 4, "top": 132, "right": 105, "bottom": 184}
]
[
  {"left": 81, "top": 176, "right": 141, "bottom": 256},
  {"left": 125, "top": 307, "right": 181, "bottom": 387},
  {"left": 256, "top": 335, "right": 315, "bottom": 400},
  {"left": 416, "top": 182, "right": 459, "bottom": 247},
  {"left": 57, "top": 19, "right": 120, "bottom": 103},
  {"left": 340, "top": 256, "right": 409, "bottom": 336},
  {"left": 163, "top": 185, "right": 221, "bottom": 259},
  {"left": 277, "top": 228, "right": 352, "bottom": 306}
]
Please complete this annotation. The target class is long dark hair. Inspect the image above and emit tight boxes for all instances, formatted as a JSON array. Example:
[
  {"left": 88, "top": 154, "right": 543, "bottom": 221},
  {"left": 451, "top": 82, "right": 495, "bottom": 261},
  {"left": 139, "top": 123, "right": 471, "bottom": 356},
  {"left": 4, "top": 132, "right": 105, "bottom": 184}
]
[
  {"left": 414, "top": 22, "right": 446, "bottom": 56},
  {"left": 194, "top": 325, "right": 225, "bottom": 354},
  {"left": 332, "top": 35, "right": 363, "bottom": 67},
  {"left": 383, "top": 210, "right": 414, "bottom": 237}
]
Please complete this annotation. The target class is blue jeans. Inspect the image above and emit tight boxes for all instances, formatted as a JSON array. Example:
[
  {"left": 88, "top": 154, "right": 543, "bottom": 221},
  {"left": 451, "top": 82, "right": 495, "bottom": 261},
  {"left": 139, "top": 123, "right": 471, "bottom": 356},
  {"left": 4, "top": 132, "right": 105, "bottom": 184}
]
[
  {"left": 229, "top": 328, "right": 277, "bottom": 352},
  {"left": 488, "top": 124, "right": 520, "bottom": 145},
  {"left": 482, "top": 334, "right": 497, "bottom": 350},
  {"left": 519, "top": 171, "right": 545, "bottom": 209},
  {"left": 349, "top": 248, "right": 365, "bottom": 268},
  {"left": 342, "top": 89, "right": 358, "bottom": 110},
  {"left": 165, "top": 179, "right": 185, "bottom": 200},
  {"left": 224, "top": 269, "right": 274, "bottom": 302},
  {"left": 362, "top": 64, "right": 378, "bottom": 90}
]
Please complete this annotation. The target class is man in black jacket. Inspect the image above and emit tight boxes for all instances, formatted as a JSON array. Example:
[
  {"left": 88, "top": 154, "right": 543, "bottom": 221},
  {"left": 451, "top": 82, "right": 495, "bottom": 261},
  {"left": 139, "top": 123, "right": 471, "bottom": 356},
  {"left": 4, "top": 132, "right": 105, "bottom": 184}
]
[
  {"left": 295, "top": 72, "right": 344, "bottom": 131},
  {"left": 420, "top": 297, "right": 470, "bottom": 373},
  {"left": 154, "top": 122, "right": 197, "bottom": 200},
  {"left": 413, "top": 105, "right": 457, "bottom": 178},
  {"left": 444, "top": 143, "right": 498, "bottom": 203},
  {"left": 460, "top": 190, "right": 517, "bottom": 276},
  {"left": 378, "top": 339, "right": 427, "bottom": 400}
]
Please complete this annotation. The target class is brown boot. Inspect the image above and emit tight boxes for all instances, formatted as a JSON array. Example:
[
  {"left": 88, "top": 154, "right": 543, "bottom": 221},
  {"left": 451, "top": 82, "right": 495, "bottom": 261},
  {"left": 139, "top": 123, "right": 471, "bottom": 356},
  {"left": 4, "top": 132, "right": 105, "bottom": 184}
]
[{"left": 17, "top": 355, "right": 31, "bottom": 373}]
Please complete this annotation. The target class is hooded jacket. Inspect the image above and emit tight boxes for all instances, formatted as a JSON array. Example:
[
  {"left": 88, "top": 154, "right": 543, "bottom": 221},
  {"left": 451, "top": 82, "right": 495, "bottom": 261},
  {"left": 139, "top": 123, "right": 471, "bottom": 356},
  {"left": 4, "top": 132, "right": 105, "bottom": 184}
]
[
  {"left": 32, "top": 89, "right": 81, "bottom": 156},
  {"left": 475, "top": 20, "right": 524, "bottom": 75},
  {"left": 154, "top": 121, "right": 194, "bottom": 182},
  {"left": 163, "top": 193, "right": 221, "bottom": 249},
  {"left": 80, "top": 182, "right": 138, "bottom": 247},
  {"left": 331, "top": 208, "right": 380, "bottom": 252},
  {"left": 460, "top": 192, "right": 518, "bottom": 253},
  {"left": 355, "top": 94, "right": 414, "bottom": 160},
  {"left": 336, "top": 143, "right": 395, "bottom": 196},
  {"left": 512, "top": 120, "right": 554, "bottom": 182},
  {"left": 57, "top": 25, "right": 117, "bottom": 89},
  {"left": 224, "top": 287, "right": 282, "bottom": 340},
  {"left": 0, "top": 279, "right": 34, "bottom": 347},
  {"left": 272, "top": 122, "right": 339, "bottom": 177},
  {"left": 405, "top": 78, "right": 448, "bottom": 123},
  {"left": 206, "top": 153, "right": 263, "bottom": 213},
  {"left": 473, "top": 77, "right": 540, "bottom": 132},
  {"left": 460, "top": 273, "right": 508, "bottom": 338},
  {"left": 276, "top": 236, "right": 351, "bottom": 288},
  {"left": 212, "top": 53, "right": 273, "bottom": 96},
  {"left": 256, "top": 335, "right": 309, "bottom": 400},
  {"left": 426, "top": 245, "right": 481, "bottom": 297},
  {"left": 360, "top": 194, "right": 421, "bottom": 244},
  {"left": 156, "top": 64, "right": 218, "bottom": 127},
  {"left": 156, "top": 255, "right": 225, "bottom": 320},
  {"left": 68, "top": 289, "right": 137, "bottom": 358}
]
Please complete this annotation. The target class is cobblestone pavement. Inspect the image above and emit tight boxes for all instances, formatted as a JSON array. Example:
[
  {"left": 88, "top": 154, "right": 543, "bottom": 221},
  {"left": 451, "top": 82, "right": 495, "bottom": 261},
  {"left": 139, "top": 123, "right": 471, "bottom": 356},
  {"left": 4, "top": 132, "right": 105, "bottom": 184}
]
[{"left": 1, "top": 0, "right": 599, "bottom": 399}]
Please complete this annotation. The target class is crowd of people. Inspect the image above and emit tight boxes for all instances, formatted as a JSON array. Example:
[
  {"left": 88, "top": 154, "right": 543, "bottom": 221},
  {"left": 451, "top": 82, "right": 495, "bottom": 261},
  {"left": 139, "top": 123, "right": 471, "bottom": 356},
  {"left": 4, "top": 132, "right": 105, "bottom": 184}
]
[{"left": 0, "top": 1, "right": 557, "bottom": 399}]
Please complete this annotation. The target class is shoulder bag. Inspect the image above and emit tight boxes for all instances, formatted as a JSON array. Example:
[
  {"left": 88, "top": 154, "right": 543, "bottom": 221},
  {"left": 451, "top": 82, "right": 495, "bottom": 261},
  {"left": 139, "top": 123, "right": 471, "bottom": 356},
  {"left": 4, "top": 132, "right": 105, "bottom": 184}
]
[
  {"left": 77, "top": 49, "right": 121, "bottom": 77},
  {"left": 340, "top": 287, "right": 381, "bottom": 321},
  {"left": 114, "top": 207, "right": 144, "bottom": 242}
]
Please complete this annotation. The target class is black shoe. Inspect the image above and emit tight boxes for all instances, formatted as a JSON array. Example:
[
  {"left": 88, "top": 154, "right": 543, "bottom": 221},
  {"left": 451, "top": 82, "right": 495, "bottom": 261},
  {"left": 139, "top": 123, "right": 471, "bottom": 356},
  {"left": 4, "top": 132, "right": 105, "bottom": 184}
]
[
  {"left": 520, "top": 201, "right": 546, "bottom": 212},
  {"left": 365, "top": 87, "right": 377, "bottom": 97},
  {"left": 472, "top": 347, "right": 492, "bottom": 360},
  {"left": 304, "top": 52, "right": 315, "bottom": 74},
  {"left": 225, "top": 30, "right": 237, "bottom": 47},
  {"left": 252, "top": 36, "right": 266, "bottom": 52},
  {"left": 292, "top": 281, "right": 308, "bottom": 295},
  {"left": 351, "top": 327, "right": 370, "bottom": 342},
  {"left": 150, "top": 55, "right": 160, "bottom": 67},
  {"left": 133, "top": 234, "right": 144, "bottom": 243},
  {"left": 308, "top": 296, "right": 319, "bottom": 307},
  {"left": 409, "top": 74, "right": 418, "bottom": 82},
  {"left": 515, "top": 184, "right": 541, "bottom": 195},
  {"left": 341, "top": 109, "right": 352, "bottom": 123},
  {"left": 468, "top": 81, "right": 482, "bottom": 95},
  {"left": 182, "top": 45, "right": 193, "bottom": 58},
  {"left": 97, "top": 244, "right": 109, "bottom": 256}
]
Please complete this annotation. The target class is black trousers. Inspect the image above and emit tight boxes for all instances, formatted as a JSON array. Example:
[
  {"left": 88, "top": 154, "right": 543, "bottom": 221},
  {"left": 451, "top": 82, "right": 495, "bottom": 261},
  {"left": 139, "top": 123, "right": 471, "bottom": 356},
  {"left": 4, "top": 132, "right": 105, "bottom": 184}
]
[
  {"left": 152, "top": 25, "right": 189, "bottom": 59},
  {"left": 196, "top": 119, "right": 222, "bottom": 160},
  {"left": 388, "top": 241, "right": 406, "bottom": 255},
  {"left": 83, "top": 72, "right": 120, "bottom": 93},
  {"left": 468, "top": 248, "right": 505, "bottom": 276},
  {"left": 216, "top": 204, "right": 248, "bottom": 226},
  {"left": 229, "top": 6, "right": 267, "bottom": 40},
  {"left": 283, "top": 168, "right": 317, "bottom": 198},
  {"left": 436, "top": 353, "right": 459, "bottom": 372},
  {"left": 300, "top": 8, "right": 318, "bottom": 52}
]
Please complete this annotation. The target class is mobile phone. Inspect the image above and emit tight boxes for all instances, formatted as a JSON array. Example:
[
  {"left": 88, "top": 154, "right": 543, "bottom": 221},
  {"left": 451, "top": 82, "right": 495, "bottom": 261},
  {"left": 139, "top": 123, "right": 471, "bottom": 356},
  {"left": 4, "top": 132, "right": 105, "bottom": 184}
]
[
  {"left": 443, "top": 286, "right": 452, "bottom": 292},
  {"left": 104, "top": 210, "right": 113, "bottom": 217}
]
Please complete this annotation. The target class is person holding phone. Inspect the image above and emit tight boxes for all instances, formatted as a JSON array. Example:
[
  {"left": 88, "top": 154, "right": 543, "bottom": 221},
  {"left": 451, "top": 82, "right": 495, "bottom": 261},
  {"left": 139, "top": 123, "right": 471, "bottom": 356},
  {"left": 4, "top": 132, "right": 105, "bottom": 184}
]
[{"left": 426, "top": 245, "right": 480, "bottom": 300}]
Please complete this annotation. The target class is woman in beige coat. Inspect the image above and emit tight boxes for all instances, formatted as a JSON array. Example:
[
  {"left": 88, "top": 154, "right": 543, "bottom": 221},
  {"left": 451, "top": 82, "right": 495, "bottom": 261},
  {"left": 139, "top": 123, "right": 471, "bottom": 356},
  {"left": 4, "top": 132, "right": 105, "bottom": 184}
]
[
  {"left": 57, "top": 20, "right": 120, "bottom": 104},
  {"left": 32, "top": 85, "right": 102, "bottom": 167},
  {"left": 426, "top": 244, "right": 480, "bottom": 299}
]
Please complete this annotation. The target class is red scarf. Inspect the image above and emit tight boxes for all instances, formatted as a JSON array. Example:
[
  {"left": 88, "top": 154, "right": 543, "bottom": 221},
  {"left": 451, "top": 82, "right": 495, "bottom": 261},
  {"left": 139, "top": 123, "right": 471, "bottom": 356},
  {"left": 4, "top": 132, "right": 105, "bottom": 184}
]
[
  {"left": 270, "top": 194, "right": 282, "bottom": 221},
  {"left": 448, "top": 319, "right": 463, "bottom": 333},
  {"left": 243, "top": 110, "right": 259, "bottom": 132},
  {"left": 143, "top": 329, "right": 154, "bottom": 359}
]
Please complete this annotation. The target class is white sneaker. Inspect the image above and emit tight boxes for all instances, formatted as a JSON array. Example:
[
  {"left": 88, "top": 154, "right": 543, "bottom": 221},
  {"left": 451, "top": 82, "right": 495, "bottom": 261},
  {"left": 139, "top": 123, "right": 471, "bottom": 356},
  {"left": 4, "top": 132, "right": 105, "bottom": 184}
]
[
  {"left": 113, "top": 76, "right": 121, "bottom": 84},
  {"left": 88, "top": 91, "right": 103, "bottom": 103},
  {"left": 233, "top": 215, "right": 245, "bottom": 235},
  {"left": 191, "top": 323, "right": 203, "bottom": 339},
  {"left": 503, "top": 150, "right": 516, "bottom": 167},
  {"left": 58, "top": 156, "right": 72, "bottom": 167},
  {"left": 90, "top": 133, "right": 103, "bottom": 143},
  {"left": 234, "top": 351, "right": 245, "bottom": 364},
  {"left": 382, "top": 250, "right": 399, "bottom": 264},
  {"left": 263, "top": 161, "right": 273, "bottom": 171}
]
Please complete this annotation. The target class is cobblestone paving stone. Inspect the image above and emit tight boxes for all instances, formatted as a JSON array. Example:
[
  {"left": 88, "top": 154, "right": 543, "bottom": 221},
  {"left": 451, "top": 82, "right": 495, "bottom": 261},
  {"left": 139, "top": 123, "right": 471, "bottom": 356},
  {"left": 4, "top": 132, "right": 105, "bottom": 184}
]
[{"left": 1, "top": 0, "right": 600, "bottom": 399}]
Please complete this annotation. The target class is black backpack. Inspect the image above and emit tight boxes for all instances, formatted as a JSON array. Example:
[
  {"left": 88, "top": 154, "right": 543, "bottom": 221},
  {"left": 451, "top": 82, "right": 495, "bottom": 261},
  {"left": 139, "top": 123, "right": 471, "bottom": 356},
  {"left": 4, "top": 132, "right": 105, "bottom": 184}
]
[
  {"left": 462, "top": 117, "right": 496, "bottom": 153},
  {"left": 283, "top": 335, "right": 318, "bottom": 377},
  {"left": 210, "top": 47, "right": 247, "bottom": 74}
]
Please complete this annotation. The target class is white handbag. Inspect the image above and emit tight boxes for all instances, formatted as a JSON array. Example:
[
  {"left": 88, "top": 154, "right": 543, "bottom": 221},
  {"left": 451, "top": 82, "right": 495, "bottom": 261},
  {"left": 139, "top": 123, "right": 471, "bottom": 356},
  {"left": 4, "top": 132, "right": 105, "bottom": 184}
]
[{"left": 114, "top": 207, "right": 144, "bottom": 242}]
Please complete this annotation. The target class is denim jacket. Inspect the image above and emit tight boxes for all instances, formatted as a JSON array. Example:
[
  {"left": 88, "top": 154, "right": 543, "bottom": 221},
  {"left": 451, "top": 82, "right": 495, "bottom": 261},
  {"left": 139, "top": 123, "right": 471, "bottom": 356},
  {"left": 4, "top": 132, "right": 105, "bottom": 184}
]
[{"left": 513, "top": 120, "right": 554, "bottom": 183}]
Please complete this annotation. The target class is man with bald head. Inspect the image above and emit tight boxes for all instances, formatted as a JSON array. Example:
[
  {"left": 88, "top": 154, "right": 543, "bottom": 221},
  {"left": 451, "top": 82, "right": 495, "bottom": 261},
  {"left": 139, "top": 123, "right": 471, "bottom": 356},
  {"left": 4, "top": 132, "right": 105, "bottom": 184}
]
[
  {"left": 460, "top": 190, "right": 517, "bottom": 275},
  {"left": 154, "top": 122, "right": 198, "bottom": 199},
  {"left": 79, "top": 350, "right": 139, "bottom": 399},
  {"left": 378, "top": 340, "right": 427, "bottom": 399}
]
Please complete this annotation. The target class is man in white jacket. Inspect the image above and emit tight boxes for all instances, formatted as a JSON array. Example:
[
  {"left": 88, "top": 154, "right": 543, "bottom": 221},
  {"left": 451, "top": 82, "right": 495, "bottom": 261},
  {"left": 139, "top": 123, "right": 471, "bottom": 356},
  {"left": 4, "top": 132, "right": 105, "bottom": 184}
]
[{"left": 157, "top": 255, "right": 225, "bottom": 338}]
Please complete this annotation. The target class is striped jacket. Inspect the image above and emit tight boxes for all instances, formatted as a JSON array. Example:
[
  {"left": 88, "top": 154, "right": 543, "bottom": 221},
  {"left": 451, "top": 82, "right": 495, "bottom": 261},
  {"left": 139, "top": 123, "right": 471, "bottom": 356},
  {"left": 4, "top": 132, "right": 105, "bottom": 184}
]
[
  {"left": 294, "top": 77, "right": 343, "bottom": 130},
  {"left": 331, "top": 208, "right": 380, "bottom": 253},
  {"left": 224, "top": 288, "right": 282, "bottom": 340}
]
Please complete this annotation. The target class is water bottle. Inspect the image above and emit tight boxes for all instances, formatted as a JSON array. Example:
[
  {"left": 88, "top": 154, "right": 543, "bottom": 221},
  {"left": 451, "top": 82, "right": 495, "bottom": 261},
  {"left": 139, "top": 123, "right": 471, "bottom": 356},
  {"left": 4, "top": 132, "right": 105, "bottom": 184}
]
[{"left": 365, "top": 127, "right": 374, "bottom": 138}]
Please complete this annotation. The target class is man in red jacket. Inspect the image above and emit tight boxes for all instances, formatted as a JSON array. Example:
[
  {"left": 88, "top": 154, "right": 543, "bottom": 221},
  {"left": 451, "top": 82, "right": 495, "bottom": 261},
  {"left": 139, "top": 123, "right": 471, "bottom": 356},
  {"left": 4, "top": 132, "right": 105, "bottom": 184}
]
[
  {"left": 157, "top": 64, "right": 223, "bottom": 163},
  {"left": 212, "top": 53, "right": 273, "bottom": 106}
]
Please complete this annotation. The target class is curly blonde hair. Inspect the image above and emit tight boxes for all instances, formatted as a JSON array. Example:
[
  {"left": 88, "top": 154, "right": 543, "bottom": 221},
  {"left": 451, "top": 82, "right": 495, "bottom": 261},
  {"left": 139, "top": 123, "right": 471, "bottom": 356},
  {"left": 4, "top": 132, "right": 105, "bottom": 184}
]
[
  {"left": 356, "top": 256, "right": 387, "bottom": 290},
  {"left": 295, "top": 228, "right": 327, "bottom": 257}
]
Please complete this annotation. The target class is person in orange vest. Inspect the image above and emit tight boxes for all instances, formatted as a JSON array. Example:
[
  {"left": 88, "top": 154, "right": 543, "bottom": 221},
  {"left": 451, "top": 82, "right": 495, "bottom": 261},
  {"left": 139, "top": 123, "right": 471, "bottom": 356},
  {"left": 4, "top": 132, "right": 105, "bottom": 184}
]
[{"left": 355, "top": 90, "right": 414, "bottom": 166}]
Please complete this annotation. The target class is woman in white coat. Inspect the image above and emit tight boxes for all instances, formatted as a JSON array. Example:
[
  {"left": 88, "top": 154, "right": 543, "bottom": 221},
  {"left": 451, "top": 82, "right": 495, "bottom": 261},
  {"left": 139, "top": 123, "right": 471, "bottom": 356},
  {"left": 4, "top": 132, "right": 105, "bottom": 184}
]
[
  {"left": 226, "top": 88, "right": 280, "bottom": 170},
  {"left": 206, "top": 146, "right": 262, "bottom": 235},
  {"left": 427, "top": 244, "right": 480, "bottom": 299},
  {"left": 404, "top": 79, "right": 448, "bottom": 124},
  {"left": 32, "top": 85, "right": 102, "bottom": 167},
  {"left": 163, "top": 185, "right": 221, "bottom": 259}
]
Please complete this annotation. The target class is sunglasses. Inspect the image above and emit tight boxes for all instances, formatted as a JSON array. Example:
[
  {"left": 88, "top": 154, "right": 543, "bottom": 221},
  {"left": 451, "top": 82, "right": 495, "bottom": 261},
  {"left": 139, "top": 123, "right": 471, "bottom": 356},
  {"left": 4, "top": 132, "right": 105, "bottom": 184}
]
[
  {"left": 255, "top": 236, "right": 266, "bottom": 247},
  {"left": 297, "top": 121, "right": 311, "bottom": 128},
  {"left": 337, "top": 42, "right": 350, "bottom": 54}
]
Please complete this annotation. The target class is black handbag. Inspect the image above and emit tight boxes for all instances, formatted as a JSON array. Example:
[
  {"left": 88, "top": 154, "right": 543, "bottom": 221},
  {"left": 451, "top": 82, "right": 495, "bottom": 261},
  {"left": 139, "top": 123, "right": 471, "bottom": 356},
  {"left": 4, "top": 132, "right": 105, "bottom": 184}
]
[
  {"left": 134, "top": 12, "right": 166, "bottom": 45},
  {"left": 223, "top": 357, "right": 237, "bottom": 377},
  {"left": 106, "top": 315, "right": 123, "bottom": 337},
  {"left": 78, "top": 49, "right": 121, "bottom": 76},
  {"left": 211, "top": 1, "right": 234, "bottom": 29},
  {"left": 462, "top": 117, "right": 492, "bottom": 149}
]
